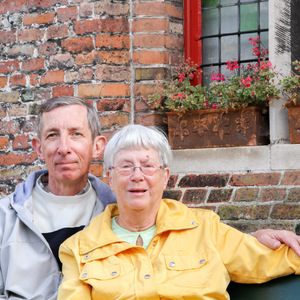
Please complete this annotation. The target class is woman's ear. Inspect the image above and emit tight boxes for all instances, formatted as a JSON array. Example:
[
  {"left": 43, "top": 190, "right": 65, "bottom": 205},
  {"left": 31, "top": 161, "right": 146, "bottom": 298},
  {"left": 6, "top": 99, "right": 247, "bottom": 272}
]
[
  {"left": 92, "top": 135, "right": 107, "bottom": 159},
  {"left": 32, "top": 137, "right": 45, "bottom": 160},
  {"left": 163, "top": 168, "right": 170, "bottom": 190}
]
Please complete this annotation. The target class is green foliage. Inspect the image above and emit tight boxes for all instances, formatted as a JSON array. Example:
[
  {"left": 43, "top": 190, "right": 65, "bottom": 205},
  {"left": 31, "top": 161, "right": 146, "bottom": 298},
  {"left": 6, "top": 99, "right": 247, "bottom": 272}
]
[{"left": 147, "top": 37, "right": 288, "bottom": 113}]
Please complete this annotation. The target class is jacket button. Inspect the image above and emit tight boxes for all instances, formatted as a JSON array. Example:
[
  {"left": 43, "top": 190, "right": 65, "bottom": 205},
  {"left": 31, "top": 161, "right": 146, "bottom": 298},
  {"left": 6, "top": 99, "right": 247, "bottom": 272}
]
[
  {"left": 200, "top": 259, "right": 206, "bottom": 264},
  {"left": 85, "top": 255, "right": 89, "bottom": 259},
  {"left": 169, "top": 262, "right": 175, "bottom": 267},
  {"left": 82, "top": 273, "right": 87, "bottom": 278},
  {"left": 191, "top": 221, "right": 196, "bottom": 225},
  {"left": 144, "top": 274, "right": 150, "bottom": 279},
  {"left": 111, "top": 271, "right": 117, "bottom": 276}
]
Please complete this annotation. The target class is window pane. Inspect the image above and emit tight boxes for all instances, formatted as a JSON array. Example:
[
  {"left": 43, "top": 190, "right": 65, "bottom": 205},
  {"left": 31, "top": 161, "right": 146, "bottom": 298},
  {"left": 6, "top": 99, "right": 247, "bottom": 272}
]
[
  {"left": 221, "top": 6, "right": 238, "bottom": 34},
  {"left": 202, "top": 37, "right": 219, "bottom": 64},
  {"left": 221, "top": 35, "right": 238, "bottom": 62},
  {"left": 202, "top": 8, "right": 219, "bottom": 36},
  {"left": 202, "top": 66, "right": 214, "bottom": 86},
  {"left": 260, "top": 2, "right": 268, "bottom": 29},
  {"left": 221, "top": 0, "right": 237, "bottom": 5},
  {"left": 241, "top": 33, "right": 255, "bottom": 61},
  {"left": 202, "top": 0, "right": 218, "bottom": 8},
  {"left": 240, "top": 4, "right": 258, "bottom": 31}
]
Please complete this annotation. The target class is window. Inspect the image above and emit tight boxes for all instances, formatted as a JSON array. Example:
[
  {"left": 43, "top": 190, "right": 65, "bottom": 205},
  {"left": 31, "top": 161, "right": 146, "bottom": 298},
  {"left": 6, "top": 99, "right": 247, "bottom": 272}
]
[{"left": 185, "top": 0, "right": 269, "bottom": 85}]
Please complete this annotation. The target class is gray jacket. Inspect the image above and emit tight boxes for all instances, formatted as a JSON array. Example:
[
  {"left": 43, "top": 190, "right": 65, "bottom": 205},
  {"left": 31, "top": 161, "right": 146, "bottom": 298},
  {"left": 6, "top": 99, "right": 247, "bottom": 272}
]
[{"left": 0, "top": 170, "right": 116, "bottom": 300}]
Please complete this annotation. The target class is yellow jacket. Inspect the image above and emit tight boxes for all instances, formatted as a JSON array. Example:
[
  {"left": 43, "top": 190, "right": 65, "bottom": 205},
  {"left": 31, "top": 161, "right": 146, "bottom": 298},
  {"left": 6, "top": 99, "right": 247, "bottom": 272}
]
[{"left": 58, "top": 199, "right": 300, "bottom": 300}]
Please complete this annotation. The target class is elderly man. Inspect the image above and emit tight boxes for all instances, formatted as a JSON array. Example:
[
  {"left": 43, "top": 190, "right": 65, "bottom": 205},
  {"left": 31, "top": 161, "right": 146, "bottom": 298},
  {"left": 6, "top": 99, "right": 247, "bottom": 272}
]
[{"left": 0, "top": 96, "right": 299, "bottom": 300}]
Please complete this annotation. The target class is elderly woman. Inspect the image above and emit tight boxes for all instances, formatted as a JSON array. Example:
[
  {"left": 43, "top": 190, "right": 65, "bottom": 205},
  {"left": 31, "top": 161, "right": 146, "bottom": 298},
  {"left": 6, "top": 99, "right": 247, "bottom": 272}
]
[{"left": 58, "top": 124, "right": 300, "bottom": 300}]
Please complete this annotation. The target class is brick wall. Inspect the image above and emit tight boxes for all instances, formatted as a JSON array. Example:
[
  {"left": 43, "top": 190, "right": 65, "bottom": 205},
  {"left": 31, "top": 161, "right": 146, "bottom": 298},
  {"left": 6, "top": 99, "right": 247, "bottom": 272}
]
[
  {"left": 164, "top": 170, "right": 300, "bottom": 234},
  {"left": 0, "top": 0, "right": 299, "bottom": 231}
]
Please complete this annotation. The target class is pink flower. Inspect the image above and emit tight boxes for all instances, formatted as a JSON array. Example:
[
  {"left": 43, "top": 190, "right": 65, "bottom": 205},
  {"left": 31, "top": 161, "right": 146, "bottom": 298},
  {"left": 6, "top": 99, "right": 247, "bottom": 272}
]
[{"left": 212, "top": 103, "right": 218, "bottom": 109}]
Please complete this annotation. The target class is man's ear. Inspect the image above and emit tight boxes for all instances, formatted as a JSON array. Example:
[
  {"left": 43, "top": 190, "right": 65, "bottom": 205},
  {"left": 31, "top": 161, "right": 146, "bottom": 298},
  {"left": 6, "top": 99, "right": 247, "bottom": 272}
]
[
  {"left": 92, "top": 135, "right": 107, "bottom": 159},
  {"left": 32, "top": 137, "right": 45, "bottom": 160}
]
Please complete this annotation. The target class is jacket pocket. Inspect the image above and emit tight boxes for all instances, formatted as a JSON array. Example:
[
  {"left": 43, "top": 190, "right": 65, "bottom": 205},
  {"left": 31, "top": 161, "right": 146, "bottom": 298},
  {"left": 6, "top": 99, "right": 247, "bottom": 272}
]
[
  {"left": 164, "top": 253, "right": 210, "bottom": 287},
  {"left": 79, "top": 255, "right": 134, "bottom": 300}
]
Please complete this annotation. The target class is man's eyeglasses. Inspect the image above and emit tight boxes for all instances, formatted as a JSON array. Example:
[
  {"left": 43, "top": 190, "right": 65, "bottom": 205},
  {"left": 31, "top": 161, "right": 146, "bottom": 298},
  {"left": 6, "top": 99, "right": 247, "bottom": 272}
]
[{"left": 110, "top": 163, "right": 164, "bottom": 176}]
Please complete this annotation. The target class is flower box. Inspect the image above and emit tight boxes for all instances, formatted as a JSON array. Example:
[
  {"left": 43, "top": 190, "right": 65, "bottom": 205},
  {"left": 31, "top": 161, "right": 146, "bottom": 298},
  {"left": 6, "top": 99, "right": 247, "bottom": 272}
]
[
  {"left": 166, "top": 106, "right": 269, "bottom": 149},
  {"left": 286, "top": 103, "right": 300, "bottom": 144}
]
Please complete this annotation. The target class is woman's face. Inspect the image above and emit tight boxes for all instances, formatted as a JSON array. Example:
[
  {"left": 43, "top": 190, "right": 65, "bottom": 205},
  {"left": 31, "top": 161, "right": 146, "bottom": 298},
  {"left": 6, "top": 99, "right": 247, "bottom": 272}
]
[{"left": 107, "top": 147, "right": 170, "bottom": 214}]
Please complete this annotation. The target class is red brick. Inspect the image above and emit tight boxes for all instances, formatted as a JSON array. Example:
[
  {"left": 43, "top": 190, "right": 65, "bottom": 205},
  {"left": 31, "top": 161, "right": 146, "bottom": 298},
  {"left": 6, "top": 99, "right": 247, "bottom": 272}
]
[
  {"left": 233, "top": 188, "right": 259, "bottom": 202},
  {"left": 132, "top": 18, "right": 169, "bottom": 32},
  {"left": 166, "top": 35, "right": 184, "bottom": 51},
  {"left": 0, "top": 120, "right": 19, "bottom": 134},
  {"left": 74, "top": 18, "right": 129, "bottom": 35},
  {"left": 183, "top": 189, "right": 207, "bottom": 204},
  {"left": 271, "top": 204, "right": 300, "bottom": 220},
  {"left": 52, "top": 85, "right": 74, "bottom": 98},
  {"left": 12, "top": 134, "right": 31, "bottom": 149},
  {"left": 65, "top": 68, "right": 93, "bottom": 83},
  {"left": 23, "top": 12, "right": 55, "bottom": 25},
  {"left": 0, "top": 92, "right": 19, "bottom": 103},
  {"left": 0, "top": 152, "right": 37, "bottom": 165},
  {"left": 167, "top": 175, "right": 178, "bottom": 188},
  {"left": 134, "top": 83, "right": 163, "bottom": 97},
  {"left": 38, "top": 42, "right": 58, "bottom": 56},
  {"left": 0, "top": 0, "right": 26, "bottom": 14},
  {"left": 134, "top": 2, "right": 183, "bottom": 18},
  {"left": 99, "top": 113, "right": 130, "bottom": 128},
  {"left": 0, "top": 60, "right": 20, "bottom": 74},
  {"left": 49, "top": 54, "right": 74, "bottom": 68},
  {"left": 18, "top": 28, "right": 44, "bottom": 42},
  {"left": 95, "top": 34, "right": 130, "bottom": 49},
  {"left": 179, "top": 174, "right": 229, "bottom": 188},
  {"left": 10, "top": 75, "right": 26, "bottom": 87},
  {"left": 134, "top": 113, "right": 165, "bottom": 127},
  {"left": 133, "top": 51, "right": 169, "bottom": 64},
  {"left": 0, "top": 137, "right": 9, "bottom": 150},
  {"left": 0, "top": 77, "right": 7, "bottom": 88},
  {"left": 89, "top": 163, "right": 104, "bottom": 177},
  {"left": 8, "top": 104, "right": 27, "bottom": 117},
  {"left": 62, "top": 37, "right": 94, "bottom": 53},
  {"left": 46, "top": 24, "right": 68, "bottom": 40},
  {"left": 97, "top": 99, "right": 130, "bottom": 112},
  {"left": 281, "top": 171, "right": 300, "bottom": 185},
  {"left": 22, "top": 118, "right": 38, "bottom": 133},
  {"left": 57, "top": 7, "right": 77, "bottom": 22},
  {"left": 218, "top": 205, "right": 271, "bottom": 220},
  {"left": 230, "top": 173, "right": 281, "bottom": 186},
  {"left": 0, "top": 30, "right": 16, "bottom": 44},
  {"left": 208, "top": 189, "right": 233, "bottom": 203},
  {"left": 22, "top": 58, "right": 44, "bottom": 72},
  {"left": 79, "top": 3, "right": 93, "bottom": 18},
  {"left": 95, "top": 65, "right": 130, "bottom": 82},
  {"left": 78, "top": 83, "right": 130, "bottom": 98},
  {"left": 94, "top": 2, "right": 129, "bottom": 16},
  {"left": 30, "top": 74, "right": 39, "bottom": 86},
  {"left": 40, "top": 70, "right": 64, "bottom": 85},
  {"left": 259, "top": 188, "right": 287, "bottom": 202},
  {"left": 75, "top": 51, "right": 130, "bottom": 65},
  {"left": 134, "top": 34, "right": 166, "bottom": 48},
  {"left": 28, "top": 0, "right": 66, "bottom": 9},
  {"left": 7, "top": 45, "right": 34, "bottom": 56}
]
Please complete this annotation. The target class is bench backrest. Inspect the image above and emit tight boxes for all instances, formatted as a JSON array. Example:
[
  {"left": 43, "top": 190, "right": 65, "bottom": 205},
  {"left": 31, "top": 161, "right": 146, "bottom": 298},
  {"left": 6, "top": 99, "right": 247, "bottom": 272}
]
[{"left": 227, "top": 274, "right": 300, "bottom": 300}]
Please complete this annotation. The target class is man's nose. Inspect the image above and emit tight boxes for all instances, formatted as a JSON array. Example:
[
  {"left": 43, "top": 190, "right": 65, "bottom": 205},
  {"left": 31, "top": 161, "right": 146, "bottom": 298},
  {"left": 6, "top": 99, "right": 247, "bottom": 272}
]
[{"left": 57, "top": 136, "right": 71, "bottom": 155}]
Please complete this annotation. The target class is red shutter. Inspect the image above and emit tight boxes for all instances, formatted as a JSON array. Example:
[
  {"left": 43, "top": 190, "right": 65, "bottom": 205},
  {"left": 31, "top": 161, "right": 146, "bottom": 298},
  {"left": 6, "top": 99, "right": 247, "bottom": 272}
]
[{"left": 184, "top": 0, "right": 202, "bottom": 84}]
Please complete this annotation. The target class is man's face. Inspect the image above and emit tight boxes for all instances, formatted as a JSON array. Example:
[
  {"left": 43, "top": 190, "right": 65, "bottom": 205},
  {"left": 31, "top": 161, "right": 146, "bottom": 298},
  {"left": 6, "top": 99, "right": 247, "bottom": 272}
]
[{"left": 32, "top": 104, "right": 105, "bottom": 194}]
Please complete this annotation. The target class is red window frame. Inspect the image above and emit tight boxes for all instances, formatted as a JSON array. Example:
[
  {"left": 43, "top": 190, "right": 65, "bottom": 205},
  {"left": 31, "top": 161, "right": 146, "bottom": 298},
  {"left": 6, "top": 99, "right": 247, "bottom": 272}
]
[{"left": 184, "top": 0, "right": 202, "bottom": 84}]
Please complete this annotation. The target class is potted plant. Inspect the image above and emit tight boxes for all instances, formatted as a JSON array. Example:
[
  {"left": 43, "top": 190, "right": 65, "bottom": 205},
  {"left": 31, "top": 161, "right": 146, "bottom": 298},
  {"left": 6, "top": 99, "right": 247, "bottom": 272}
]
[
  {"left": 280, "top": 60, "right": 300, "bottom": 144},
  {"left": 147, "top": 36, "right": 280, "bottom": 149}
]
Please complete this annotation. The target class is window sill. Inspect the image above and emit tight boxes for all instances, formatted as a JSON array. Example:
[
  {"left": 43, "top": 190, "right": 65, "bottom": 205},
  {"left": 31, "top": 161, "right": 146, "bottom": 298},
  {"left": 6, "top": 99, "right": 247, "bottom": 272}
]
[{"left": 170, "top": 144, "right": 300, "bottom": 173}]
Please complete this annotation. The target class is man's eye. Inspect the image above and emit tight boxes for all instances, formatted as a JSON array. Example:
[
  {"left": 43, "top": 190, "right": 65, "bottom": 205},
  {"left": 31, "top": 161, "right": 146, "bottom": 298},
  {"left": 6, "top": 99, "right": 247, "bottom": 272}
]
[{"left": 47, "top": 133, "right": 56, "bottom": 138}]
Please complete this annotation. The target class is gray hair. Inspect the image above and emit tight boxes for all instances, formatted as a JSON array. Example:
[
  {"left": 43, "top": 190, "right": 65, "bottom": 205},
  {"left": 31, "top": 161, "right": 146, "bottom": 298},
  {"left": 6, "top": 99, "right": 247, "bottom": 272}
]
[
  {"left": 104, "top": 124, "right": 172, "bottom": 170},
  {"left": 36, "top": 96, "right": 101, "bottom": 140}
]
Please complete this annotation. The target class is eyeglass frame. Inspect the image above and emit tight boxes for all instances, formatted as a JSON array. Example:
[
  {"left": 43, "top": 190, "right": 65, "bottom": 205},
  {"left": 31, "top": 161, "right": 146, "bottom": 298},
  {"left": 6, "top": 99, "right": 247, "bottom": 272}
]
[{"left": 109, "top": 163, "right": 165, "bottom": 176}]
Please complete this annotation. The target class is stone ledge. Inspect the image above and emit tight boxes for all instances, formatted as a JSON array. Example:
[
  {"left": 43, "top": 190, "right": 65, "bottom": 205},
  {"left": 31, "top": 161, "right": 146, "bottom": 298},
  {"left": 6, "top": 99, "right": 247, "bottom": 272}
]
[{"left": 170, "top": 144, "right": 300, "bottom": 174}]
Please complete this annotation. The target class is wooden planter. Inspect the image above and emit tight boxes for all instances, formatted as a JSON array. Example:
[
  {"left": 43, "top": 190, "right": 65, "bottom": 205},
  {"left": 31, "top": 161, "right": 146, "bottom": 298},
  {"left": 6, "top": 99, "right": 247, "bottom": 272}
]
[
  {"left": 286, "top": 103, "right": 300, "bottom": 144},
  {"left": 166, "top": 107, "right": 269, "bottom": 149}
]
